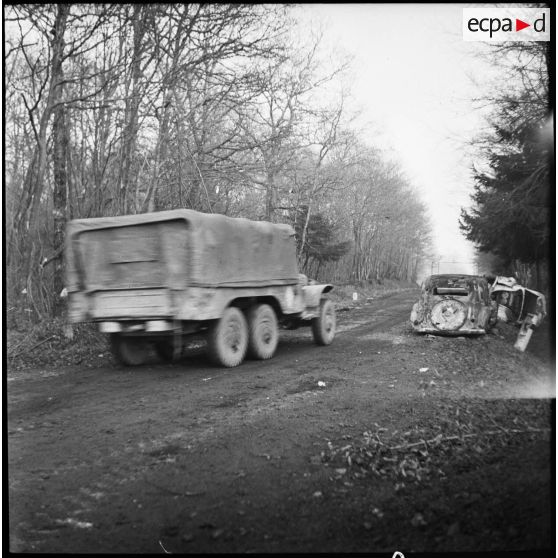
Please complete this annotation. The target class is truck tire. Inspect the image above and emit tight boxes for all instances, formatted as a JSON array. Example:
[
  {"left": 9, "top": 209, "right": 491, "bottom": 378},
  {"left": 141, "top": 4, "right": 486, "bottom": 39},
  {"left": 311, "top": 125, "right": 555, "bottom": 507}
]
[
  {"left": 110, "top": 334, "right": 149, "bottom": 366},
  {"left": 311, "top": 299, "right": 336, "bottom": 346},
  {"left": 207, "top": 307, "right": 248, "bottom": 367},
  {"left": 247, "top": 304, "right": 279, "bottom": 360},
  {"left": 154, "top": 338, "right": 176, "bottom": 363}
]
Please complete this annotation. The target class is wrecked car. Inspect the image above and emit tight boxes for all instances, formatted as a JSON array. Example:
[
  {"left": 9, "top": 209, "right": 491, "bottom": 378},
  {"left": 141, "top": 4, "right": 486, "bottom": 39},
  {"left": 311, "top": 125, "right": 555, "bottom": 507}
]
[
  {"left": 489, "top": 276, "right": 546, "bottom": 326},
  {"left": 410, "top": 274, "right": 496, "bottom": 335},
  {"left": 489, "top": 276, "right": 546, "bottom": 351}
]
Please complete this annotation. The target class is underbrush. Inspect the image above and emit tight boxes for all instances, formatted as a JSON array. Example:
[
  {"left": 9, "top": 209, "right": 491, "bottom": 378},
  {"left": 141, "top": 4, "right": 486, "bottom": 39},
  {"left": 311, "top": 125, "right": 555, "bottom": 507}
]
[
  {"left": 323, "top": 399, "right": 550, "bottom": 485},
  {"left": 7, "top": 318, "right": 108, "bottom": 371}
]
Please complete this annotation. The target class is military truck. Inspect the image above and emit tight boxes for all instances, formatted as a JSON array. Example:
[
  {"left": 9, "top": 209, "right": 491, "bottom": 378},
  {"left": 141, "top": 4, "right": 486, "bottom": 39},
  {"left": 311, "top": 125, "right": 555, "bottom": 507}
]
[{"left": 65, "top": 209, "right": 336, "bottom": 367}]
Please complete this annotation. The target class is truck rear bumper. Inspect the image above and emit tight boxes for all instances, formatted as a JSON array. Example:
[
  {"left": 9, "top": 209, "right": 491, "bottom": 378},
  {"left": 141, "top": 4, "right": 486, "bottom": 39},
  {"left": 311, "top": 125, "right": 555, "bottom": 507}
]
[{"left": 99, "top": 320, "right": 175, "bottom": 333}]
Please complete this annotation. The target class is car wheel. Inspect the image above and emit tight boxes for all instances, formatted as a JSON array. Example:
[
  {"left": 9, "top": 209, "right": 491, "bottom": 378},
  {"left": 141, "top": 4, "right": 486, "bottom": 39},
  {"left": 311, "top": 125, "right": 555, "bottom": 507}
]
[{"left": 430, "top": 299, "right": 466, "bottom": 331}]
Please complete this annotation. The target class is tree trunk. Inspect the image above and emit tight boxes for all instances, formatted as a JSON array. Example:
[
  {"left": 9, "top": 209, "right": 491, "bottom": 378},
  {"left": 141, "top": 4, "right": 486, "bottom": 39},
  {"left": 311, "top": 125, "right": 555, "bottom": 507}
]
[
  {"left": 50, "top": 5, "right": 71, "bottom": 315},
  {"left": 9, "top": 4, "right": 70, "bottom": 283},
  {"left": 265, "top": 170, "right": 277, "bottom": 222},
  {"left": 118, "top": 5, "right": 145, "bottom": 214},
  {"left": 52, "top": 104, "right": 69, "bottom": 314},
  {"left": 298, "top": 202, "right": 312, "bottom": 264}
]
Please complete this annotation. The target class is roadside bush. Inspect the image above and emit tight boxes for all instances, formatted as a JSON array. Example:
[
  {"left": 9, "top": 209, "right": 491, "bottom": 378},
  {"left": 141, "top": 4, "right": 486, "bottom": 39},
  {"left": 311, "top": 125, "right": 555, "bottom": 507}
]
[{"left": 7, "top": 318, "right": 108, "bottom": 371}]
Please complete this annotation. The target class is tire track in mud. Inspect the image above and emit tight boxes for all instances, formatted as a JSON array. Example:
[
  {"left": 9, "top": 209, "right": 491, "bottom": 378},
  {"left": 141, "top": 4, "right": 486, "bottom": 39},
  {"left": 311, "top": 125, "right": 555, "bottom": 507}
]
[{"left": 8, "top": 291, "right": 419, "bottom": 469}]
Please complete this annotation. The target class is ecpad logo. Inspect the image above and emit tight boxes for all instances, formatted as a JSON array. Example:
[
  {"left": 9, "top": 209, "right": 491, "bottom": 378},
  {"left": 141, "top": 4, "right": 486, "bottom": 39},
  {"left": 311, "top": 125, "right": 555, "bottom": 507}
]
[
  {"left": 468, "top": 14, "right": 545, "bottom": 37},
  {"left": 463, "top": 8, "right": 550, "bottom": 42}
]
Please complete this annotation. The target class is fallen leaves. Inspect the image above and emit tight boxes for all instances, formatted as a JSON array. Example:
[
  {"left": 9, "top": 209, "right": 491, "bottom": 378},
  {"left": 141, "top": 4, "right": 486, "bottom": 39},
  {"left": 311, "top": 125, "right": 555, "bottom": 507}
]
[
  {"left": 447, "top": 522, "right": 460, "bottom": 536},
  {"left": 320, "top": 400, "right": 551, "bottom": 489},
  {"left": 410, "top": 512, "right": 427, "bottom": 527}
]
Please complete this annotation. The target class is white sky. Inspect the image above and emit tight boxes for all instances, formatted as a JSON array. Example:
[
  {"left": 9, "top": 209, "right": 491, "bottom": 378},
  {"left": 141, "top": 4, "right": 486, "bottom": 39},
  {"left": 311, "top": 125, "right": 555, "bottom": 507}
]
[{"left": 296, "top": 3, "right": 503, "bottom": 277}]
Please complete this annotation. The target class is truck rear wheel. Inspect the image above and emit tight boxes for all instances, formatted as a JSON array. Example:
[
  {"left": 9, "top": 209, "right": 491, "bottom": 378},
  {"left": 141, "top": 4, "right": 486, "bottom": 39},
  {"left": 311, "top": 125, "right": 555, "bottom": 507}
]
[
  {"left": 110, "top": 334, "right": 149, "bottom": 366},
  {"left": 154, "top": 338, "right": 177, "bottom": 363},
  {"left": 311, "top": 299, "right": 336, "bottom": 346},
  {"left": 247, "top": 304, "right": 279, "bottom": 360},
  {"left": 207, "top": 307, "right": 248, "bottom": 367}
]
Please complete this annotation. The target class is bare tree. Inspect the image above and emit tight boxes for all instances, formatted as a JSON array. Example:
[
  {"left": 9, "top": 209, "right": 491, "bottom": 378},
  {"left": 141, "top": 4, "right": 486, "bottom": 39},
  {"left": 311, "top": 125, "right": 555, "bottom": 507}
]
[{"left": 5, "top": 4, "right": 432, "bottom": 321}]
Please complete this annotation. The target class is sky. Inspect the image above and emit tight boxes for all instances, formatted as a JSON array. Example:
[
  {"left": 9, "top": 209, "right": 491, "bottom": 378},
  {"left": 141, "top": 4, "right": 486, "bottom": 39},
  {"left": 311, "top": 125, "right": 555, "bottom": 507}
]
[{"left": 296, "top": 3, "right": 504, "bottom": 279}]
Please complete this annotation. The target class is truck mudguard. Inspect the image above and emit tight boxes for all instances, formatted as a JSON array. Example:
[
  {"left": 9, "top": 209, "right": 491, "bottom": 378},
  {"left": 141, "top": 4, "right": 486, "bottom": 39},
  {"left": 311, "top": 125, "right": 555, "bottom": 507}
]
[{"left": 302, "top": 284, "right": 334, "bottom": 308}]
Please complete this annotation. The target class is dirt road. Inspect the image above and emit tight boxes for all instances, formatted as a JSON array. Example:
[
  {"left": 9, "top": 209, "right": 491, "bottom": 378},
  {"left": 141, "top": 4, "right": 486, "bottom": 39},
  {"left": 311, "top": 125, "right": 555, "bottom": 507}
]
[{"left": 7, "top": 290, "right": 553, "bottom": 553}]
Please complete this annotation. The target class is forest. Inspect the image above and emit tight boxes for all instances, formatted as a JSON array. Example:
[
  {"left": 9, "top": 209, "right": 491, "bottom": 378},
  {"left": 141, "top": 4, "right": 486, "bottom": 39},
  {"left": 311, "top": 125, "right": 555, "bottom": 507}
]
[
  {"left": 6, "top": 4, "right": 551, "bottom": 325},
  {"left": 462, "top": 41, "right": 551, "bottom": 292},
  {"left": 5, "top": 4, "right": 431, "bottom": 322}
]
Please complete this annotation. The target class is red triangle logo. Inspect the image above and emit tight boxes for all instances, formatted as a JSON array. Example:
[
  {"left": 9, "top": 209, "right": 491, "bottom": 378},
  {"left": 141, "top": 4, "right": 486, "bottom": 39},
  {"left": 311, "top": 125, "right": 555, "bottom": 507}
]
[{"left": 516, "top": 19, "right": 530, "bottom": 32}]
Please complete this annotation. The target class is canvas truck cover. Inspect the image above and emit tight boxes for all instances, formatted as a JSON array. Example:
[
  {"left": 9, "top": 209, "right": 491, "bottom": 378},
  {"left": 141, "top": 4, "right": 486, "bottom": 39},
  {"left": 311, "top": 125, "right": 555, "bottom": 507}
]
[{"left": 65, "top": 209, "right": 300, "bottom": 294}]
